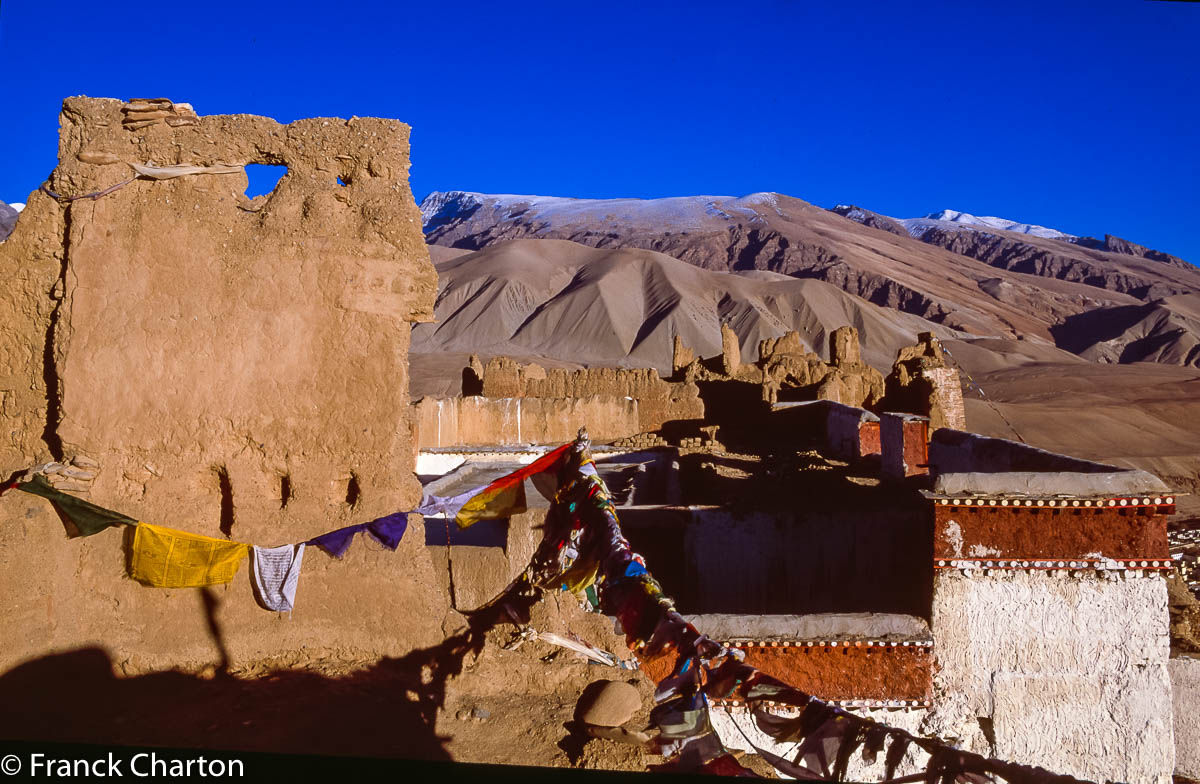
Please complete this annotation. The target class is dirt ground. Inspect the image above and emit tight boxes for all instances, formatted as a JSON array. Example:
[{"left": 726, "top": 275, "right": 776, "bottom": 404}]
[{"left": 0, "top": 579, "right": 777, "bottom": 775}]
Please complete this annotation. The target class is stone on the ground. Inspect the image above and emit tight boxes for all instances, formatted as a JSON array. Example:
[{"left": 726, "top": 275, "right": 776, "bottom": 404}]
[{"left": 576, "top": 680, "right": 641, "bottom": 727}]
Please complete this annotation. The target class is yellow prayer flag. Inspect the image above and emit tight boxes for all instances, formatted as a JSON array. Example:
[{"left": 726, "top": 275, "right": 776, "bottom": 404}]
[
  {"left": 455, "top": 480, "right": 526, "bottom": 530},
  {"left": 452, "top": 441, "right": 574, "bottom": 530},
  {"left": 130, "top": 522, "right": 250, "bottom": 588}
]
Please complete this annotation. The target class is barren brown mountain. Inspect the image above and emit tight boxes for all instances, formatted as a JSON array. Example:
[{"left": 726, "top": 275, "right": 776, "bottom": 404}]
[
  {"left": 411, "top": 238, "right": 970, "bottom": 372},
  {"left": 421, "top": 191, "right": 1200, "bottom": 342},
  {"left": 833, "top": 204, "right": 1198, "bottom": 300}
]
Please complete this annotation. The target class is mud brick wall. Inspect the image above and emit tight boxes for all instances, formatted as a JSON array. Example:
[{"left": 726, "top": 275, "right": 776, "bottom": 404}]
[
  {"left": 0, "top": 96, "right": 447, "bottom": 673},
  {"left": 478, "top": 359, "right": 704, "bottom": 433},
  {"left": 412, "top": 395, "right": 640, "bottom": 448}
]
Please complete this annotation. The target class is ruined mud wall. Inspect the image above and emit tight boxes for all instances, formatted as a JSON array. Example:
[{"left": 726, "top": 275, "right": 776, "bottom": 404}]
[
  {"left": 423, "top": 508, "right": 544, "bottom": 613},
  {"left": 0, "top": 97, "right": 444, "bottom": 673},
  {"left": 476, "top": 358, "right": 704, "bottom": 434},
  {"left": 412, "top": 395, "right": 639, "bottom": 448},
  {"left": 928, "top": 571, "right": 1174, "bottom": 784}
]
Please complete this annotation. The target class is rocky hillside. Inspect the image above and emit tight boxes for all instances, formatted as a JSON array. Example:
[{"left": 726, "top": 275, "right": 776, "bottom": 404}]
[
  {"left": 833, "top": 205, "right": 1198, "bottom": 299},
  {"left": 0, "top": 201, "right": 19, "bottom": 242},
  {"left": 1049, "top": 293, "right": 1200, "bottom": 366}
]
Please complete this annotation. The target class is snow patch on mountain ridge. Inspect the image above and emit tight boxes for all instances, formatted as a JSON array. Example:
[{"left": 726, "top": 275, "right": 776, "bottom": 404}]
[
  {"left": 421, "top": 191, "right": 792, "bottom": 234},
  {"left": 913, "top": 209, "right": 1074, "bottom": 239}
]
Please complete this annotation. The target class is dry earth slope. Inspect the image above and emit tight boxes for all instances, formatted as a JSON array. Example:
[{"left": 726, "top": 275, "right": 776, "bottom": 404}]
[{"left": 411, "top": 237, "right": 973, "bottom": 372}]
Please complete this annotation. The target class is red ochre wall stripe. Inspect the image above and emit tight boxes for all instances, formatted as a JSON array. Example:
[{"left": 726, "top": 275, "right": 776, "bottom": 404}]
[
  {"left": 933, "top": 504, "right": 1170, "bottom": 561},
  {"left": 640, "top": 641, "right": 933, "bottom": 703}
]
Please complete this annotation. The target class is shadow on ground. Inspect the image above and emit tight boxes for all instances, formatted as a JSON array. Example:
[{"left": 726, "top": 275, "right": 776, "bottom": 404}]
[{"left": 0, "top": 592, "right": 509, "bottom": 760}]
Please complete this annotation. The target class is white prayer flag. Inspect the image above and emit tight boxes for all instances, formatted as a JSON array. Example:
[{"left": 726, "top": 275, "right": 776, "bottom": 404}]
[{"left": 251, "top": 543, "right": 306, "bottom": 612}]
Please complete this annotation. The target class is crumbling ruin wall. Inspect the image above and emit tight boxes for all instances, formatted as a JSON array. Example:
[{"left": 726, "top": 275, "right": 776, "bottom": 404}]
[
  {"left": 475, "top": 358, "right": 704, "bottom": 434},
  {"left": 412, "top": 395, "right": 639, "bottom": 448},
  {"left": 680, "top": 326, "right": 885, "bottom": 410},
  {"left": 424, "top": 507, "right": 543, "bottom": 612},
  {"left": 0, "top": 186, "right": 61, "bottom": 466},
  {"left": 928, "top": 571, "right": 1174, "bottom": 784},
  {"left": 883, "top": 332, "right": 965, "bottom": 431},
  {"left": 0, "top": 96, "right": 445, "bottom": 674},
  {"left": 814, "top": 326, "right": 885, "bottom": 408}
]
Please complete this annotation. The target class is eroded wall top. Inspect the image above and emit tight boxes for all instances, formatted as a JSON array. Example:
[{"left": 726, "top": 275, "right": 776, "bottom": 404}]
[{"left": 8, "top": 95, "right": 437, "bottom": 535}]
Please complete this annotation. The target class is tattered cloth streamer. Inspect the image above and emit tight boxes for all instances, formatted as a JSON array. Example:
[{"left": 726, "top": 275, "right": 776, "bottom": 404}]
[
  {"left": 128, "top": 162, "right": 244, "bottom": 179},
  {"left": 445, "top": 441, "right": 573, "bottom": 529},
  {"left": 517, "top": 431, "right": 1091, "bottom": 783},
  {"left": 13, "top": 475, "right": 135, "bottom": 537},
  {"left": 40, "top": 162, "right": 246, "bottom": 203}
]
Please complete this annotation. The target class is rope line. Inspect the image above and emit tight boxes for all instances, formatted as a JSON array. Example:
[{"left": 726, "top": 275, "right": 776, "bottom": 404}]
[
  {"left": 941, "top": 345, "right": 1027, "bottom": 444},
  {"left": 39, "top": 178, "right": 137, "bottom": 203}
]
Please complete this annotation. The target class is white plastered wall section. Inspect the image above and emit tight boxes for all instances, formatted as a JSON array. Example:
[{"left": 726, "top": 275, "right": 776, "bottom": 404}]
[
  {"left": 928, "top": 570, "right": 1174, "bottom": 784},
  {"left": 1169, "top": 656, "right": 1200, "bottom": 779}
]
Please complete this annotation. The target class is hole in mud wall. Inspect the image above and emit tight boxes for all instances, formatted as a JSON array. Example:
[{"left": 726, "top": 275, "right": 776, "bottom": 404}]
[
  {"left": 244, "top": 164, "right": 287, "bottom": 198},
  {"left": 345, "top": 473, "right": 361, "bottom": 508},
  {"left": 280, "top": 474, "right": 292, "bottom": 510},
  {"left": 977, "top": 717, "right": 996, "bottom": 748},
  {"left": 336, "top": 176, "right": 348, "bottom": 187},
  {"left": 215, "top": 466, "right": 235, "bottom": 537},
  {"left": 461, "top": 366, "right": 484, "bottom": 397}
]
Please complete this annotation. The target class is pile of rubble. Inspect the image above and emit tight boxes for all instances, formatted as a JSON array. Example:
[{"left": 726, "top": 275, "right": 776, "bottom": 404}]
[{"left": 610, "top": 432, "right": 668, "bottom": 450}]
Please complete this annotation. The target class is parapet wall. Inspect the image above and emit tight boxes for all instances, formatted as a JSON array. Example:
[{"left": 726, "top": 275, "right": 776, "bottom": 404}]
[
  {"left": 923, "top": 432, "right": 1177, "bottom": 783},
  {"left": 929, "top": 429, "right": 1169, "bottom": 497},
  {"left": 0, "top": 97, "right": 444, "bottom": 673}
]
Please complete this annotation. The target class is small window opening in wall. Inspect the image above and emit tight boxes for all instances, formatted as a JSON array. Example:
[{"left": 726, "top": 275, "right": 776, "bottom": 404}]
[
  {"left": 244, "top": 164, "right": 287, "bottom": 198},
  {"left": 280, "top": 474, "right": 292, "bottom": 510},
  {"left": 346, "top": 473, "right": 361, "bottom": 508}
]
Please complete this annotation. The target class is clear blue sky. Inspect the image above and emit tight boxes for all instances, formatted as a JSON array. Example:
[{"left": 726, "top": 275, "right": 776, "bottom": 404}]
[{"left": 2, "top": 0, "right": 1197, "bottom": 259}]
